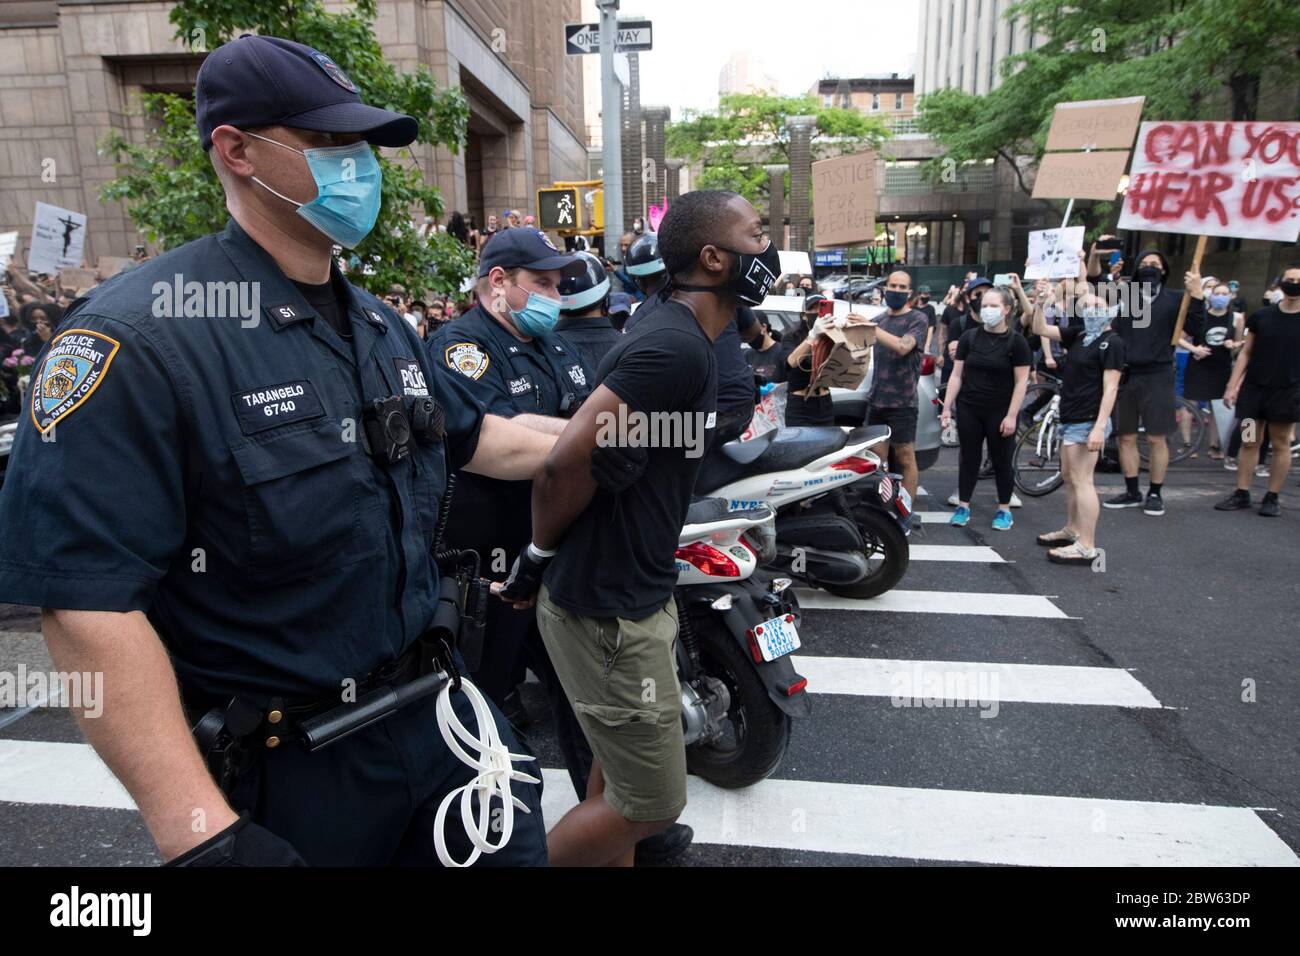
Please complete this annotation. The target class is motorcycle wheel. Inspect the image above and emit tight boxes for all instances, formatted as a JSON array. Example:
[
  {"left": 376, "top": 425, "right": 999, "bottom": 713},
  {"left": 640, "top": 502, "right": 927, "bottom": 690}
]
[
  {"left": 821, "top": 504, "right": 909, "bottom": 599},
  {"left": 685, "top": 613, "right": 792, "bottom": 789}
]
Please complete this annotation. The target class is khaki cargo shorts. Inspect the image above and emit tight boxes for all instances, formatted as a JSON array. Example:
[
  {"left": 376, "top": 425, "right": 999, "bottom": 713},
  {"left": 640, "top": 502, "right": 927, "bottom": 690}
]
[{"left": 537, "top": 585, "right": 687, "bottom": 822}]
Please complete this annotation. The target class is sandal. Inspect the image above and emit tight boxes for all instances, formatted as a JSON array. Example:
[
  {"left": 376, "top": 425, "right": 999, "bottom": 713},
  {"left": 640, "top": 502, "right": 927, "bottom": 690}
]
[
  {"left": 1048, "top": 542, "right": 1099, "bottom": 565},
  {"left": 1036, "top": 529, "right": 1078, "bottom": 547},
  {"left": 1209, "top": 448, "right": 1224, "bottom": 461}
]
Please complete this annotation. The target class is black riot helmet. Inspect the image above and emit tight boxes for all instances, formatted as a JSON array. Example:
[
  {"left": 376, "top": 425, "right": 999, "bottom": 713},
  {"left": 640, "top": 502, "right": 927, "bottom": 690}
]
[
  {"left": 557, "top": 251, "right": 612, "bottom": 314},
  {"left": 625, "top": 231, "right": 666, "bottom": 279}
]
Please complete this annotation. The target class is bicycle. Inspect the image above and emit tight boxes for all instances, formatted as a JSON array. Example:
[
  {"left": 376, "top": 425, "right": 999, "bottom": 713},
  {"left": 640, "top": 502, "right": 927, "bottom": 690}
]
[
  {"left": 1012, "top": 393, "right": 1064, "bottom": 496},
  {"left": 1136, "top": 395, "right": 1208, "bottom": 465}
]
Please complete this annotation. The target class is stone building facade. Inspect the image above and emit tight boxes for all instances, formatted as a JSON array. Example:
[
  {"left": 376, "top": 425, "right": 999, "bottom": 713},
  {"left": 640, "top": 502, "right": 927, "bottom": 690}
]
[{"left": 0, "top": 0, "right": 589, "bottom": 263}]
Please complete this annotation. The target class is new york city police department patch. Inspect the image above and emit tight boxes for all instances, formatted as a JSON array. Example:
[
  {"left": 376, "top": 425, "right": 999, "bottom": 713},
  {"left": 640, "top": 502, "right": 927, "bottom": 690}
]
[
  {"left": 30, "top": 329, "right": 121, "bottom": 434},
  {"left": 445, "top": 342, "right": 489, "bottom": 380}
]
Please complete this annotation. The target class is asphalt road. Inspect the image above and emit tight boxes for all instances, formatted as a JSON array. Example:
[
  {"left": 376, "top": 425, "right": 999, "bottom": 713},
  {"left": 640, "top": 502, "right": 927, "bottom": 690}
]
[{"left": 1, "top": 446, "right": 1296, "bottom": 866}]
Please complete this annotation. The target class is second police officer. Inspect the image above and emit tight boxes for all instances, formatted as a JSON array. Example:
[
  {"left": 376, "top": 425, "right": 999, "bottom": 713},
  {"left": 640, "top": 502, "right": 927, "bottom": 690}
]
[{"left": 555, "top": 251, "right": 624, "bottom": 374}]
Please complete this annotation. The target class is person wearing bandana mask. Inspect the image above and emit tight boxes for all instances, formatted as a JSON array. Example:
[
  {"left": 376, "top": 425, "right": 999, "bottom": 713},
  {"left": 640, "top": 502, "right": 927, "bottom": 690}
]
[
  {"left": 1103, "top": 248, "right": 1205, "bottom": 516},
  {"left": 494, "top": 190, "right": 773, "bottom": 866},
  {"left": 1031, "top": 283, "right": 1126, "bottom": 565}
]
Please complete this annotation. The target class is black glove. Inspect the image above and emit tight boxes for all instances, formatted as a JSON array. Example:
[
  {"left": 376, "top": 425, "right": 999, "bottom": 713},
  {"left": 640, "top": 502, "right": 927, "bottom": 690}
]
[
  {"left": 590, "top": 441, "right": 649, "bottom": 493},
  {"left": 165, "top": 812, "right": 306, "bottom": 867},
  {"left": 499, "top": 544, "right": 551, "bottom": 603}
]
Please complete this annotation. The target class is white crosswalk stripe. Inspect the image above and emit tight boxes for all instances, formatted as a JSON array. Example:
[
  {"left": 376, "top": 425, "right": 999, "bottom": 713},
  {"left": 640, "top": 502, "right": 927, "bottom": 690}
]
[{"left": 2, "top": 536, "right": 1294, "bottom": 867}]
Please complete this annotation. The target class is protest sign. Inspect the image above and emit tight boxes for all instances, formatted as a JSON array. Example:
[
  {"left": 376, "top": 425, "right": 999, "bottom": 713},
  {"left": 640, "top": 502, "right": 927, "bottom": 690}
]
[
  {"left": 1032, "top": 151, "right": 1131, "bottom": 201},
  {"left": 1045, "top": 97, "right": 1145, "bottom": 151},
  {"left": 96, "top": 257, "right": 133, "bottom": 280},
  {"left": 28, "top": 202, "right": 87, "bottom": 275},
  {"left": 809, "top": 313, "right": 877, "bottom": 391},
  {"left": 0, "top": 231, "right": 17, "bottom": 270},
  {"left": 58, "top": 268, "right": 96, "bottom": 293},
  {"left": 1024, "top": 226, "right": 1086, "bottom": 279},
  {"left": 812, "top": 150, "right": 876, "bottom": 248},
  {"left": 1117, "top": 120, "right": 1300, "bottom": 242}
]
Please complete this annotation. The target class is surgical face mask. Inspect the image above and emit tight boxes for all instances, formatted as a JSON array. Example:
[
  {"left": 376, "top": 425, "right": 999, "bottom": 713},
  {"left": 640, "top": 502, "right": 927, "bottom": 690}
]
[
  {"left": 246, "top": 131, "right": 382, "bottom": 249},
  {"left": 1208, "top": 293, "right": 1231, "bottom": 311},
  {"left": 979, "top": 306, "right": 1004, "bottom": 327},
  {"left": 508, "top": 289, "right": 562, "bottom": 337},
  {"left": 1265, "top": 289, "right": 1283, "bottom": 304},
  {"left": 884, "top": 289, "right": 911, "bottom": 311}
]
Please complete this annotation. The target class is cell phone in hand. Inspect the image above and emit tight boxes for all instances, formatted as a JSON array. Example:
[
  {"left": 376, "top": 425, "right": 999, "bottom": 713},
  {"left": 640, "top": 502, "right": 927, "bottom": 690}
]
[
  {"left": 1095, "top": 237, "right": 1123, "bottom": 251},
  {"left": 817, "top": 298, "right": 835, "bottom": 318},
  {"left": 1108, "top": 251, "right": 1122, "bottom": 267},
  {"left": 993, "top": 274, "right": 1012, "bottom": 288}
]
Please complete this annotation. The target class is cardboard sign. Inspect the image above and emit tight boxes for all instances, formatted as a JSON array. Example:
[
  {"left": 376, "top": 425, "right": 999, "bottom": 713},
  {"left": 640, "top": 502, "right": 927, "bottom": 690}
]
[
  {"left": 1045, "top": 97, "right": 1145, "bottom": 151},
  {"left": 28, "top": 202, "right": 87, "bottom": 275},
  {"left": 96, "top": 257, "right": 133, "bottom": 280},
  {"left": 1117, "top": 120, "right": 1300, "bottom": 242},
  {"left": 1024, "top": 226, "right": 1086, "bottom": 280},
  {"left": 809, "top": 314, "right": 877, "bottom": 390},
  {"left": 57, "top": 268, "right": 96, "bottom": 293},
  {"left": 812, "top": 150, "right": 877, "bottom": 248},
  {"left": 1032, "top": 151, "right": 1131, "bottom": 201}
]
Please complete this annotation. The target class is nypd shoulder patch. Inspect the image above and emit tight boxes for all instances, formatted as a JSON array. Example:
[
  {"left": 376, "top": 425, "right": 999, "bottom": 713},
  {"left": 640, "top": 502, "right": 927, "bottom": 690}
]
[
  {"left": 30, "top": 329, "right": 121, "bottom": 434},
  {"left": 445, "top": 342, "right": 489, "bottom": 380}
]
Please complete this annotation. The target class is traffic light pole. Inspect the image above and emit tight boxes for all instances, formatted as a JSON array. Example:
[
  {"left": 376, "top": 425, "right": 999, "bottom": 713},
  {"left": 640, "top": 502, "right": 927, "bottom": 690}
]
[{"left": 598, "top": 0, "right": 623, "bottom": 259}]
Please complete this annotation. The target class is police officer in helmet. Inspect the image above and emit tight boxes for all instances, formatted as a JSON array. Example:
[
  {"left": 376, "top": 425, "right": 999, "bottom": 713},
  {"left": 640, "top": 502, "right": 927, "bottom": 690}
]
[
  {"left": 556, "top": 251, "right": 623, "bottom": 373},
  {"left": 621, "top": 231, "right": 669, "bottom": 333},
  {"left": 0, "top": 34, "right": 556, "bottom": 866}
]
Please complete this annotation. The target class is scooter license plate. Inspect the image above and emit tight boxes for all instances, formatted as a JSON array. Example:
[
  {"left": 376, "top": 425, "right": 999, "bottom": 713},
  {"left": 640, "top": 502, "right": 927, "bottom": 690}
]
[{"left": 752, "top": 614, "right": 801, "bottom": 662}]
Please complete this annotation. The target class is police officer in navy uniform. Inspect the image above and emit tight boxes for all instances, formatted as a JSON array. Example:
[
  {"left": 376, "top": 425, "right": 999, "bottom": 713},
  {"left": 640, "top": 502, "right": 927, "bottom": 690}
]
[
  {"left": 428, "top": 232, "right": 596, "bottom": 790},
  {"left": 0, "top": 35, "right": 556, "bottom": 866},
  {"left": 555, "top": 251, "right": 624, "bottom": 374}
]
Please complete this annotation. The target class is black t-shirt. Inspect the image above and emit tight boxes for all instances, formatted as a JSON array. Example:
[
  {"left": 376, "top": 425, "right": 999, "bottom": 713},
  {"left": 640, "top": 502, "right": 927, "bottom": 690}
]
[
  {"left": 1058, "top": 326, "right": 1126, "bottom": 424},
  {"left": 1244, "top": 305, "right": 1300, "bottom": 388},
  {"left": 544, "top": 300, "right": 718, "bottom": 618},
  {"left": 955, "top": 328, "right": 1032, "bottom": 408},
  {"left": 293, "top": 275, "right": 352, "bottom": 338},
  {"left": 944, "top": 304, "right": 972, "bottom": 347},
  {"left": 1189, "top": 309, "right": 1236, "bottom": 374},
  {"left": 745, "top": 339, "right": 783, "bottom": 384},
  {"left": 1114, "top": 283, "right": 1201, "bottom": 372},
  {"left": 714, "top": 307, "right": 759, "bottom": 411}
]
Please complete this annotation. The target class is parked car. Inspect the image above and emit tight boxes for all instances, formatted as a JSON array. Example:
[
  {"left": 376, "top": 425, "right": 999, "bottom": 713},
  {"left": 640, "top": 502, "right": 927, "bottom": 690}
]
[{"left": 748, "top": 296, "right": 941, "bottom": 471}]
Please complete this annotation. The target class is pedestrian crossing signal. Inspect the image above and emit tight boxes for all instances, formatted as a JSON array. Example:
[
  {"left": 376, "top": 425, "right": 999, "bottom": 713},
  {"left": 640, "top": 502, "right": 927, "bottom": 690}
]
[{"left": 537, "top": 187, "right": 582, "bottom": 231}]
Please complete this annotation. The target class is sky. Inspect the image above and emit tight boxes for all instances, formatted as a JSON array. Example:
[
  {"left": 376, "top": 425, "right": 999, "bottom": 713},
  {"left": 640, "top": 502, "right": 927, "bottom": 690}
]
[{"left": 582, "top": 0, "right": 921, "bottom": 116}]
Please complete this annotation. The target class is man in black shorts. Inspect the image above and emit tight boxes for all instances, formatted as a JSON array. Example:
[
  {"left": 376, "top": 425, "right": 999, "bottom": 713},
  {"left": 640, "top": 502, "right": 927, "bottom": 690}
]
[
  {"left": 867, "top": 269, "right": 929, "bottom": 501},
  {"left": 1103, "top": 250, "right": 1204, "bottom": 516},
  {"left": 1215, "top": 261, "right": 1300, "bottom": 517}
]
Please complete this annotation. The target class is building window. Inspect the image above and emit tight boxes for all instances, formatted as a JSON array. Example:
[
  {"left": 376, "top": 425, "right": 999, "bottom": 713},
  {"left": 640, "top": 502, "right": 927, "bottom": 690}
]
[
  {"left": 824, "top": 94, "right": 832, "bottom": 107},
  {"left": 961, "top": 0, "right": 966, "bottom": 35},
  {"left": 974, "top": 50, "right": 979, "bottom": 91},
  {"left": 895, "top": 92, "right": 904, "bottom": 110},
  {"left": 1008, "top": 17, "right": 1016, "bottom": 55},
  {"left": 872, "top": 93, "right": 880, "bottom": 110}
]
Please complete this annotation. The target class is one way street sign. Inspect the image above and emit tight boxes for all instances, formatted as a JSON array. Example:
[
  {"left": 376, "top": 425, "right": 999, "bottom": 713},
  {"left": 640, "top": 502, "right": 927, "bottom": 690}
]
[{"left": 564, "top": 20, "right": 653, "bottom": 55}]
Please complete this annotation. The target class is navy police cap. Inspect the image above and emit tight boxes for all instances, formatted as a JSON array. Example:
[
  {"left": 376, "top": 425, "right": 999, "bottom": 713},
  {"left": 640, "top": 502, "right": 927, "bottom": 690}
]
[
  {"left": 478, "top": 229, "right": 585, "bottom": 279},
  {"left": 196, "top": 35, "right": 417, "bottom": 150}
]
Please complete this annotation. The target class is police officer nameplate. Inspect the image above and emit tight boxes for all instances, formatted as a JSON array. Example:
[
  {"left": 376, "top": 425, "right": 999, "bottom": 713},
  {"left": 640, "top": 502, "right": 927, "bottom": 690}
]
[
  {"left": 231, "top": 380, "right": 325, "bottom": 434},
  {"left": 508, "top": 374, "right": 534, "bottom": 396}
]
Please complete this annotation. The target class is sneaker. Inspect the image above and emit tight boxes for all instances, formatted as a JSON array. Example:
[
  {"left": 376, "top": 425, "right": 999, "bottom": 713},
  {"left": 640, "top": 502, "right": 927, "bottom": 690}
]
[
  {"left": 635, "top": 824, "right": 694, "bottom": 865},
  {"left": 1224, "top": 457, "right": 1238, "bottom": 471},
  {"left": 947, "top": 491, "right": 961, "bottom": 506},
  {"left": 1214, "top": 490, "right": 1251, "bottom": 511},
  {"left": 1258, "top": 496, "right": 1281, "bottom": 517},
  {"left": 1103, "top": 490, "right": 1143, "bottom": 509},
  {"left": 991, "top": 509, "right": 1013, "bottom": 531},
  {"left": 1255, "top": 464, "right": 1270, "bottom": 478},
  {"left": 1143, "top": 492, "right": 1164, "bottom": 516},
  {"left": 949, "top": 505, "right": 971, "bottom": 527},
  {"left": 1009, "top": 492, "right": 1023, "bottom": 509}
]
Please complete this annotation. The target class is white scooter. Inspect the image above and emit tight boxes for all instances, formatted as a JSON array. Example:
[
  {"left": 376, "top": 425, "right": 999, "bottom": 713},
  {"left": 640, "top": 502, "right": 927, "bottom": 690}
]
[
  {"left": 694, "top": 424, "right": 912, "bottom": 599},
  {"left": 672, "top": 499, "right": 807, "bottom": 789}
]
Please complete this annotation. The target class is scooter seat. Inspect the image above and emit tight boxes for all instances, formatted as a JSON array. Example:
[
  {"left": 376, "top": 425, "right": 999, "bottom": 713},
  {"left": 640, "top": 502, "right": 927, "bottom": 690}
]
[
  {"left": 750, "top": 426, "right": 847, "bottom": 472},
  {"left": 845, "top": 424, "right": 891, "bottom": 446},
  {"left": 685, "top": 496, "right": 732, "bottom": 525}
]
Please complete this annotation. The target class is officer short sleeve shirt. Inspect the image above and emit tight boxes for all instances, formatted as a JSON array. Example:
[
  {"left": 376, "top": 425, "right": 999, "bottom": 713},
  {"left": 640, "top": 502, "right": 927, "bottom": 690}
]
[{"left": 0, "top": 219, "right": 485, "bottom": 706}]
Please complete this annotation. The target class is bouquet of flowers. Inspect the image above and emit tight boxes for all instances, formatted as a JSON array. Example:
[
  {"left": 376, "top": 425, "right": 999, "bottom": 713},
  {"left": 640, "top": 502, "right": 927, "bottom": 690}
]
[{"left": 2, "top": 348, "right": 37, "bottom": 403}]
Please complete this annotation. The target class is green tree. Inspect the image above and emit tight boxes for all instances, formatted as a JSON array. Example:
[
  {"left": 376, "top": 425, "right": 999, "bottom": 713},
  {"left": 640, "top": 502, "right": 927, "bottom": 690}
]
[
  {"left": 916, "top": 0, "right": 1300, "bottom": 235},
  {"left": 99, "top": 0, "right": 470, "bottom": 297},
  {"left": 666, "top": 92, "right": 891, "bottom": 206}
]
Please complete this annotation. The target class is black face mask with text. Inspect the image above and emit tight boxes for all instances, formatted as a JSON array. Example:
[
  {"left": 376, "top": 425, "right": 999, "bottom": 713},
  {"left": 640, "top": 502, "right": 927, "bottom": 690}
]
[{"left": 673, "top": 240, "right": 782, "bottom": 305}]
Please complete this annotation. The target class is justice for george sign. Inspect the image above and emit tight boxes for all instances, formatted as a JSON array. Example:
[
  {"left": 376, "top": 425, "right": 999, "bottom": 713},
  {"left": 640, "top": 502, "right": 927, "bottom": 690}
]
[
  {"left": 1118, "top": 121, "right": 1300, "bottom": 242},
  {"left": 812, "top": 150, "right": 876, "bottom": 248}
]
